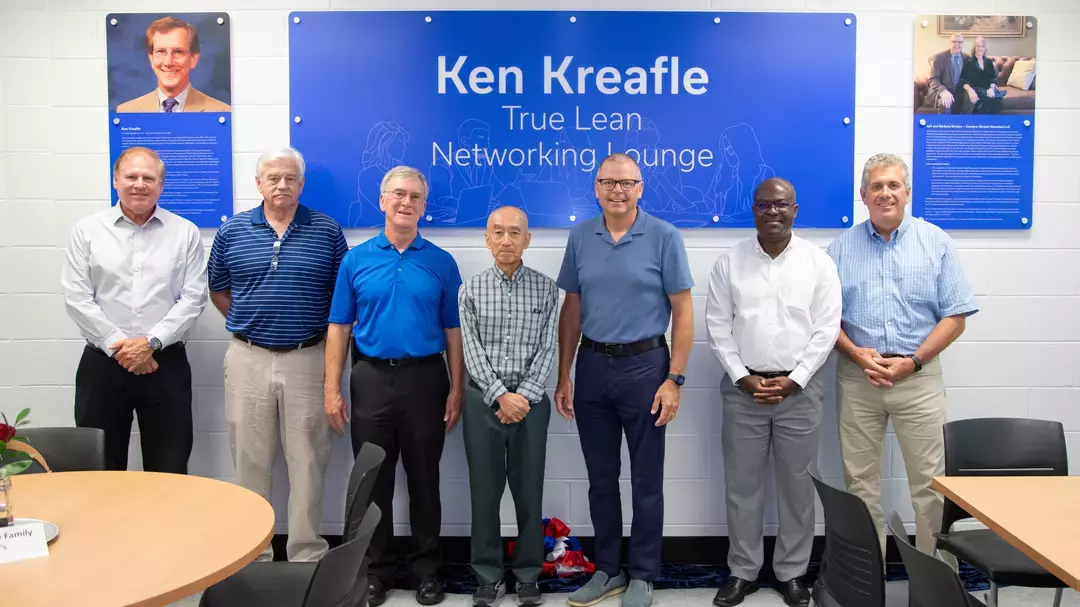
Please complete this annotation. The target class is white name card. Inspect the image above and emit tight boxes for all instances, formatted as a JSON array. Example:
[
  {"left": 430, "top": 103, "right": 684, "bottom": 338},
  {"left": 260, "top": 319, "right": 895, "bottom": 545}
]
[{"left": 0, "top": 522, "right": 49, "bottom": 564}]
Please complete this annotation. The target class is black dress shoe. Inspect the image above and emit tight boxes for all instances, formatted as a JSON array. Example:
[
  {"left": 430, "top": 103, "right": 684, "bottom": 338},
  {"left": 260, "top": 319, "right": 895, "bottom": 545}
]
[
  {"left": 368, "top": 576, "right": 388, "bottom": 607},
  {"left": 713, "top": 576, "right": 759, "bottom": 606},
  {"left": 416, "top": 576, "right": 446, "bottom": 605},
  {"left": 778, "top": 578, "right": 810, "bottom": 607}
]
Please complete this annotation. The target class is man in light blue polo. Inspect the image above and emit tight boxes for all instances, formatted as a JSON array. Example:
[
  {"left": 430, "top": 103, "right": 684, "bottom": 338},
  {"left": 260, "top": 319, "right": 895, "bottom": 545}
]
[
  {"left": 555, "top": 153, "right": 694, "bottom": 607},
  {"left": 325, "top": 165, "right": 464, "bottom": 607},
  {"left": 208, "top": 146, "right": 348, "bottom": 562}
]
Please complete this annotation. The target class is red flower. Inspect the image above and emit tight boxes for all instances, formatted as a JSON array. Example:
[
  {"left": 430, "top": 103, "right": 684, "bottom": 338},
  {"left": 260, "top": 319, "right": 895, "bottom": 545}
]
[{"left": 0, "top": 423, "right": 16, "bottom": 442}]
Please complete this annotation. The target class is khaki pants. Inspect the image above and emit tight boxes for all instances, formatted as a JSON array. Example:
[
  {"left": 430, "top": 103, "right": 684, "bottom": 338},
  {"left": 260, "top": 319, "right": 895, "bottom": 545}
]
[
  {"left": 836, "top": 355, "right": 955, "bottom": 567},
  {"left": 224, "top": 337, "right": 332, "bottom": 562}
]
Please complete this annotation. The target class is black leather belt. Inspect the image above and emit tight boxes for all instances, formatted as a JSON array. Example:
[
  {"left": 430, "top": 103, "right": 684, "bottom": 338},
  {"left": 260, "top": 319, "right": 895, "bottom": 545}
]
[
  {"left": 747, "top": 368, "right": 791, "bottom": 379},
  {"left": 881, "top": 353, "right": 909, "bottom": 358},
  {"left": 234, "top": 333, "right": 323, "bottom": 352},
  {"left": 356, "top": 352, "right": 443, "bottom": 368},
  {"left": 580, "top": 334, "right": 667, "bottom": 357}
]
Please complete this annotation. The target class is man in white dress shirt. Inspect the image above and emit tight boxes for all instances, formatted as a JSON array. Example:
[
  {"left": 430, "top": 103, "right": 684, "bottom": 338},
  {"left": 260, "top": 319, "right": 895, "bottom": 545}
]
[
  {"left": 62, "top": 146, "right": 208, "bottom": 473},
  {"left": 705, "top": 178, "right": 841, "bottom": 607}
]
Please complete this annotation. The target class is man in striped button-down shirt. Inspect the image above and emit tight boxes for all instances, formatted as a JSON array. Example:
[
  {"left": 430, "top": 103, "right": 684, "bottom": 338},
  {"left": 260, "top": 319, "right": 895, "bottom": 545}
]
[
  {"left": 458, "top": 206, "right": 558, "bottom": 607},
  {"left": 827, "top": 153, "right": 977, "bottom": 562}
]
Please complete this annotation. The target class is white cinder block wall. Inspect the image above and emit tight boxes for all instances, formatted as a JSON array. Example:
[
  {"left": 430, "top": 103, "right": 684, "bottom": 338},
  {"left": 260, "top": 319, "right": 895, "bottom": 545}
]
[{"left": 2, "top": 0, "right": 1078, "bottom": 539}]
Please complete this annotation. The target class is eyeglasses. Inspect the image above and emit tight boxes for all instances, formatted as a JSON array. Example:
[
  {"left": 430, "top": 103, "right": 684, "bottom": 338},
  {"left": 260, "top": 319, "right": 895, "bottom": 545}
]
[
  {"left": 752, "top": 201, "right": 796, "bottom": 213},
  {"left": 597, "top": 179, "right": 641, "bottom": 191},
  {"left": 271, "top": 240, "right": 281, "bottom": 272},
  {"left": 387, "top": 189, "right": 424, "bottom": 204}
]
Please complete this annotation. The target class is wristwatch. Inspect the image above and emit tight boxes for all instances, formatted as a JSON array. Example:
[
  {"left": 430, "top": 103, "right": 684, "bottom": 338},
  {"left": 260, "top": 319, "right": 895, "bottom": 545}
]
[
  {"left": 667, "top": 373, "right": 685, "bottom": 387},
  {"left": 907, "top": 354, "right": 923, "bottom": 373},
  {"left": 147, "top": 336, "right": 163, "bottom": 351}
]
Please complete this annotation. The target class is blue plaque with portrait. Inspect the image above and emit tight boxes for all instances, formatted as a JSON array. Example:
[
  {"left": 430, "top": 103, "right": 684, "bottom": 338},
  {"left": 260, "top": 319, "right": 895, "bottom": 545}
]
[
  {"left": 289, "top": 11, "right": 857, "bottom": 229},
  {"left": 106, "top": 12, "right": 233, "bottom": 228}
]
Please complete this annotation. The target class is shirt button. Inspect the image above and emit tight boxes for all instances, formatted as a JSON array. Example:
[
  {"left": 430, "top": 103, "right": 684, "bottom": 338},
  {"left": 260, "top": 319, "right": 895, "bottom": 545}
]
[{"left": 398, "top": 268, "right": 402, "bottom": 272}]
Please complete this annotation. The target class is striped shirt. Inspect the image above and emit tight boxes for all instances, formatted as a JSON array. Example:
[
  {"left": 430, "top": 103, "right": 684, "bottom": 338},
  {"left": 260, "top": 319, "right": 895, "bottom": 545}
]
[
  {"left": 826, "top": 216, "right": 977, "bottom": 355},
  {"left": 459, "top": 263, "right": 559, "bottom": 406},
  {"left": 207, "top": 204, "right": 348, "bottom": 347}
]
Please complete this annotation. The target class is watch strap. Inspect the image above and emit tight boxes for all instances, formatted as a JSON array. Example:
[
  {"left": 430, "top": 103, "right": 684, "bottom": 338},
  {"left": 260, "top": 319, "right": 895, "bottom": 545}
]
[{"left": 908, "top": 354, "right": 923, "bottom": 372}]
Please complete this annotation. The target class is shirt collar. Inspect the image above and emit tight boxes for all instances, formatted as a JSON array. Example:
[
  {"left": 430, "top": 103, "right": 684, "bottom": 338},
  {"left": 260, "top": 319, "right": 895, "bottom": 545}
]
[
  {"left": 157, "top": 85, "right": 191, "bottom": 112},
  {"left": 866, "top": 214, "right": 910, "bottom": 242},
  {"left": 111, "top": 203, "right": 164, "bottom": 227},
  {"left": 493, "top": 261, "right": 526, "bottom": 283},
  {"left": 375, "top": 229, "right": 426, "bottom": 251},
  {"left": 251, "top": 203, "right": 311, "bottom": 227},
  {"left": 752, "top": 233, "right": 796, "bottom": 258},
  {"left": 594, "top": 207, "right": 649, "bottom": 244}
]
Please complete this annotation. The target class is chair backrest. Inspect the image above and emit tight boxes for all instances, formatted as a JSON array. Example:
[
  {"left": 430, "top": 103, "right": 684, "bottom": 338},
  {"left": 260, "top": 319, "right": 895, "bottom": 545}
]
[
  {"left": 302, "top": 503, "right": 381, "bottom": 607},
  {"left": 942, "top": 418, "right": 1067, "bottom": 530},
  {"left": 810, "top": 469, "right": 886, "bottom": 607},
  {"left": 18, "top": 427, "right": 105, "bottom": 473},
  {"left": 888, "top": 511, "right": 985, "bottom": 607},
  {"left": 343, "top": 442, "right": 386, "bottom": 542}
]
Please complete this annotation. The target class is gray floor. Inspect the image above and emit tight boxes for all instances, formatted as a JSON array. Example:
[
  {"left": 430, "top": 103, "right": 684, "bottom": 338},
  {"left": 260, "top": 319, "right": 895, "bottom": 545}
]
[{"left": 170, "top": 584, "right": 1080, "bottom": 606}]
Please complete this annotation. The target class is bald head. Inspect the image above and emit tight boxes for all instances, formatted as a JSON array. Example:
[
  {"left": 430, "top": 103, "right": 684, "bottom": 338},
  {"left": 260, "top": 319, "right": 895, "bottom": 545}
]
[
  {"left": 754, "top": 177, "right": 795, "bottom": 201},
  {"left": 487, "top": 205, "right": 528, "bottom": 231}
]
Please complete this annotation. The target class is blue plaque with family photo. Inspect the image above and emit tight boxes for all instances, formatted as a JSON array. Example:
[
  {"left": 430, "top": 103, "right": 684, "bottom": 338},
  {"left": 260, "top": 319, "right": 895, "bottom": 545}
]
[
  {"left": 106, "top": 12, "right": 234, "bottom": 227},
  {"left": 911, "top": 15, "right": 1038, "bottom": 229},
  {"left": 289, "top": 11, "right": 857, "bottom": 228}
]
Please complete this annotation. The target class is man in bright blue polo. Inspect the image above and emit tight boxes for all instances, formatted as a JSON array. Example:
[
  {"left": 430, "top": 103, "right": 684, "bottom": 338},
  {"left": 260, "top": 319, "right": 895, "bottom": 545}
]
[
  {"left": 207, "top": 146, "right": 348, "bottom": 562},
  {"left": 555, "top": 153, "right": 694, "bottom": 607},
  {"left": 325, "top": 165, "right": 464, "bottom": 607}
]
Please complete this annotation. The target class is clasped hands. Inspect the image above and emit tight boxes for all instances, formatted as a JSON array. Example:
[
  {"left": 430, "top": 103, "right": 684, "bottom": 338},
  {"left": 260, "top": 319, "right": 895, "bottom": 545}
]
[
  {"left": 851, "top": 348, "right": 916, "bottom": 387},
  {"left": 738, "top": 375, "right": 798, "bottom": 404},
  {"left": 110, "top": 337, "right": 157, "bottom": 375},
  {"left": 495, "top": 392, "right": 530, "bottom": 424}
]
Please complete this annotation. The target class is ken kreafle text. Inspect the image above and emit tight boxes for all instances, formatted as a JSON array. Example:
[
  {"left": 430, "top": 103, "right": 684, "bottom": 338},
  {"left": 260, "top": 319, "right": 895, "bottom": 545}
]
[{"left": 438, "top": 56, "right": 709, "bottom": 95}]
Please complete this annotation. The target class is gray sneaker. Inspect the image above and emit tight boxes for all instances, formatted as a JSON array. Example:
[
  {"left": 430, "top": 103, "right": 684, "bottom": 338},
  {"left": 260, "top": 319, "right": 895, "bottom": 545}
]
[
  {"left": 621, "top": 580, "right": 653, "bottom": 607},
  {"left": 567, "top": 571, "right": 628, "bottom": 607}
]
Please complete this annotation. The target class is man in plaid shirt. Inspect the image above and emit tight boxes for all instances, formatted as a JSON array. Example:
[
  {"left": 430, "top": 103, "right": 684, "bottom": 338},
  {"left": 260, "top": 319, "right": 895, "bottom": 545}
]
[{"left": 459, "top": 206, "right": 559, "bottom": 607}]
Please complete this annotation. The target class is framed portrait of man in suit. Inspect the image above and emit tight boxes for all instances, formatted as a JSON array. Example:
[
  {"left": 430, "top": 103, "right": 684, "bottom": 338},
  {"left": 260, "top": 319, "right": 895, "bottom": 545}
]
[{"left": 107, "top": 12, "right": 232, "bottom": 114}]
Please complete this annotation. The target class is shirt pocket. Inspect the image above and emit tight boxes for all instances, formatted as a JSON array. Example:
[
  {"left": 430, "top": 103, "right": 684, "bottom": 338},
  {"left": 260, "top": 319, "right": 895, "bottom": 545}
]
[
  {"left": 516, "top": 298, "right": 547, "bottom": 348},
  {"left": 901, "top": 264, "right": 938, "bottom": 307}
]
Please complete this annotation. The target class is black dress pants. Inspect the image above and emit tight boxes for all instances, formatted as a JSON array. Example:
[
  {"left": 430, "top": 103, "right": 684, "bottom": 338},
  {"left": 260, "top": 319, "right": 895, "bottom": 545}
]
[
  {"left": 350, "top": 355, "right": 450, "bottom": 585},
  {"left": 74, "top": 344, "right": 193, "bottom": 473}
]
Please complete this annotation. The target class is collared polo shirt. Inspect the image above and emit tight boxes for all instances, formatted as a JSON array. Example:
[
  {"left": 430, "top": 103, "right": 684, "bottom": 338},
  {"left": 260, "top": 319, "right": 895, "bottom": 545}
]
[
  {"left": 826, "top": 215, "right": 978, "bottom": 355},
  {"left": 557, "top": 208, "right": 694, "bottom": 344},
  {"left": 207, "top": 203, "right": 348, "bottom": 347},
  {"left": 328, "top": 230, "right": 462, "bottom": 358}
]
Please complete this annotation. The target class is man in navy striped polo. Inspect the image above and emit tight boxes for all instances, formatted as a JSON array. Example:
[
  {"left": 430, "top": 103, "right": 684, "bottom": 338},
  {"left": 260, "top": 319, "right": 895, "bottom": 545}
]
[
  {"left": 207, "top": 146, "right": 349, "bottom": 563},
  {"left": 325, "top": 165, "right": 464, "bottom": 606}
]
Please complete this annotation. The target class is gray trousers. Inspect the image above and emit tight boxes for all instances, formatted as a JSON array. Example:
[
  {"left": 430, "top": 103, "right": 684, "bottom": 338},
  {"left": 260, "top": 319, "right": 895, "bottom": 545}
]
[{"left": 720, "top": 371, "right": 824, "bottom": 582}]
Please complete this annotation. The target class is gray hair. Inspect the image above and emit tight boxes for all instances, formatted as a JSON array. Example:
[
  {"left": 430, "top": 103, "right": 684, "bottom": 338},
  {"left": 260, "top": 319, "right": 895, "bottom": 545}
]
[
  {"left": 256, "top": 147, "right": 306, "bottom": 178},
  {"left": 380, "top": 165, "right": 429, "bottom": 199},
  {"left": 861, "top": 153, "right": 911, "bottom": 192}
]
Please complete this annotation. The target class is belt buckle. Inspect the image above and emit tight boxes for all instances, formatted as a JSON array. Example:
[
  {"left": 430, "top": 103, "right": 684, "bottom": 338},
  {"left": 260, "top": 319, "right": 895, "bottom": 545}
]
[
  {"left": 387, "top": 358, "right": 402, "bottom": 367},
  {"left": 603, "top": 343, "right": 617, "bottom": 356}
]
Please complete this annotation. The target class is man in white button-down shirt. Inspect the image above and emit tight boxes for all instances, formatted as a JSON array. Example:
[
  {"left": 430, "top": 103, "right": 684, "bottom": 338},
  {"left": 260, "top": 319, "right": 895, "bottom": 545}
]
[
  {"left": 705, "top": 178, "right": 841, "bottom": 607},
  {"left": 61, "top": 146, "right": 208, "bottom": 473}
]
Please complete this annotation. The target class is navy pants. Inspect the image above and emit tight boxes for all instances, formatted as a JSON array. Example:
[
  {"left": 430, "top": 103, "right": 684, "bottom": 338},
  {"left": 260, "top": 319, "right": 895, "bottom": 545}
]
[{"left": 574, "top": 344, "right": 669, "bottom": 581}]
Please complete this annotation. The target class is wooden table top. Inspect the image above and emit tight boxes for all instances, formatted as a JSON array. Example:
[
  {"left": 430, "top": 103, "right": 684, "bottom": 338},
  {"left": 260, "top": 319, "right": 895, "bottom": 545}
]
[
  {"left": 932, "top": 476, "right": 1080, "bottom": 591},
  {"left": 0, "top": 471, "right": 274, "bottom": 606}
]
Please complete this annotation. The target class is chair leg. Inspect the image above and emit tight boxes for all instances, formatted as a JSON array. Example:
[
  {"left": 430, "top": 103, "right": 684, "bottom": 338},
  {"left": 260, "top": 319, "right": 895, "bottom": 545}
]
[
  {"left": 1052, "top": 588, "right": 1063, "bottom": 607},
  {"left": 986, "top": 582, "right": 999, "bottom": 607}
]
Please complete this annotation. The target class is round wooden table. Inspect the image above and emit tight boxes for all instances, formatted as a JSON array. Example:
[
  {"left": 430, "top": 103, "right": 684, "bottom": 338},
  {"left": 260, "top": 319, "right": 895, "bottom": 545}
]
[{"left": 0, "top": 471, "right": 274, "bottom": 606}]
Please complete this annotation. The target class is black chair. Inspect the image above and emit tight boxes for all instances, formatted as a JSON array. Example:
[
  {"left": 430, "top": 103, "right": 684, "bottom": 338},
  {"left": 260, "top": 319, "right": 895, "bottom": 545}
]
[
  {"left": 200, "top": 502, "right": 381, "bottom": 607},
  {"left": 889, "top": 511, "right": 985, "bottom": 607},
  {"left": 344, "top": 443, "right": 386, "bottom": 606},
  {"left": 810, "top": 468, "right": 909, "bottom": 607},
  {"left": 934, "top": 418, "right": 1067, "bottom": 607},
  {"left": 17, "top": 427, "right": 105, "bottom": 473}
]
